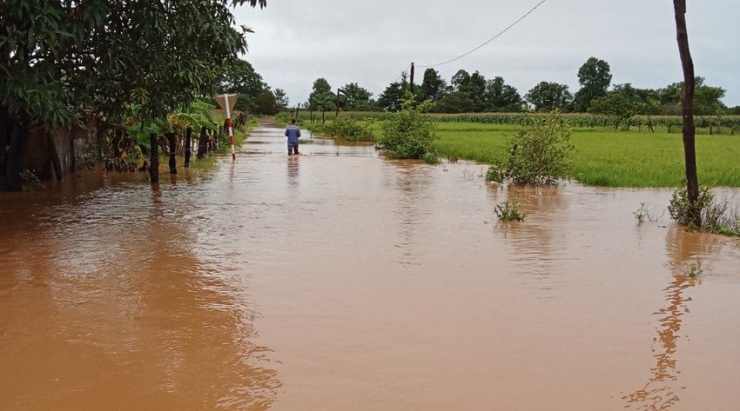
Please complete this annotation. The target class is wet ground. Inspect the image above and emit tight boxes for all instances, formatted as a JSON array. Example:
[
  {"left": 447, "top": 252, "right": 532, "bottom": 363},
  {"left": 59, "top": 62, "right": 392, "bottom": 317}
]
[{"left": 1, "top": 122, "right": 739, "bottom": 410}]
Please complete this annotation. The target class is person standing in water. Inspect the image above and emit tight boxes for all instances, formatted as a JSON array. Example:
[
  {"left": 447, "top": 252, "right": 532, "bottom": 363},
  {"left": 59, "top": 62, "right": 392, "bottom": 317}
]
[{"left": 285, "top": 118, "right": 301, "bottom": 155}]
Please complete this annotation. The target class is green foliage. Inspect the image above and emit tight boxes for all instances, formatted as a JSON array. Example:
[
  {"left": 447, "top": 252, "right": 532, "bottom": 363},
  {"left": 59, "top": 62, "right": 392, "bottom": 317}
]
[
  {"left": 485, "top": 166, "right": 504, "bottom": 183},
  {"left": 308, "top": 78, "right": 332, "bottom": 111},
  {"left": 377, "top": 81, "right": 406, "bottom": 112},
  {"left": 1, "top": 0, "right": 266, "bottom": 128},
  {"left": 423, "top": 152, "right": 439, "bottom": 164},
  {"left": 169, "top": 100, "right": 220, "bottom": 132},
  {"left": 685, "top": 260, "right": 703, "bottom": 278},
  {"left": 525, "top": 82, "right": 573, "bottom": 112},
  {"left": 313, "top": 117, "right": 376, "bottom": 142},
  {"left": 377, "top": 95, "right": 437, "bottom": 160},
  {"left": 495, "top": 201, "right": 526, "bottom": 222},
  {"left": 669, "top": 186, "right": 740, "bottom": 236},
  {"left": 573, "top": 57, "right": 612, "bottom": 112},
  {"left": 498, "top": 111, "right": 574, "bottom": 185},
  {"left": 420, "top": 68, "right": 447, "bottom": 101},
  {"left": 341, "top": 83, "right": 374, "bottom": 111},
  {"left": 220, "top": 59, "right": 264, "bottom": 113},
  {"left": 589, "top": 92, "right": 639, "bottom": 129},
  {"left": 668, "top": 185, "right": 713, "bottom": 228}
]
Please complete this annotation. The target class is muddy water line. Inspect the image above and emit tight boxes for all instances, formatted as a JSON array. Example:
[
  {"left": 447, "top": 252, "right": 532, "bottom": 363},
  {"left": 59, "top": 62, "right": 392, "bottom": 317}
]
[{"left": 1, "top": 125, "right": 739, "bottom": 410}]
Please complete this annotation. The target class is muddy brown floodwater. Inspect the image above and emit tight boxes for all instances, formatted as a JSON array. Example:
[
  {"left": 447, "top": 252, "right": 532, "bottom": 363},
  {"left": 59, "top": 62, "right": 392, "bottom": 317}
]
[{"left": 1, "top": 123, "right": 739, "bottom": 411}]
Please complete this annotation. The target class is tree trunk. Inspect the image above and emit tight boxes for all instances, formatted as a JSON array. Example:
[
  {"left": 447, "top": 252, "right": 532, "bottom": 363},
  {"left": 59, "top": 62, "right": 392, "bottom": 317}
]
[
  {"left": 166, "top": 132, "right": 177, "bottom": 174},
  {"left": 0, "top": 105, "right": 10, "bottom": 187},
  {"left": 1, "top": 115, "right": 29, "bottom": 191},
  {"left": 112, "top": 127, "right": 123, "bottom": 158},
  {"left": 673, "top": 0, "right": 700, "bottom": 227},
  {"left": 149, "top": 133, "right": 159, "bottom": 184},
  {"left": 197, "top": 126, "right": 208, "bottom": 159},
  {"left": 68, "top": 133, "right": 76, "bottom": 172},
  {"left": 46, "top": 131, "right": 63, "bottom": 180},
  {"left": 184, "top": 126, "right": 192, "bottom": 167}
]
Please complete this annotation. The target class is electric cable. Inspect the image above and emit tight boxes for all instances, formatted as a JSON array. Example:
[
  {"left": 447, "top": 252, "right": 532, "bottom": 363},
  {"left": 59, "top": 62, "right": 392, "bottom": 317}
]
[{"left": 417, "top": 0, "right": 550, "bottom": 68}]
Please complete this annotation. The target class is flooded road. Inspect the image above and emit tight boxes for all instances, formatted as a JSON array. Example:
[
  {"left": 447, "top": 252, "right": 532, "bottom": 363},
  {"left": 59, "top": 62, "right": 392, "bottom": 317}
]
[{"left": 1, "top": 123, "right": 739, "bottom": 410}]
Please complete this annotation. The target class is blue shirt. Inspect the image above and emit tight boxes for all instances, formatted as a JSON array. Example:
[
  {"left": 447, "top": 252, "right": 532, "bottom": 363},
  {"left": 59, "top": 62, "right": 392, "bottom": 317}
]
[{"left": 285, "top": 125, "right": 301, "bottom": 144}]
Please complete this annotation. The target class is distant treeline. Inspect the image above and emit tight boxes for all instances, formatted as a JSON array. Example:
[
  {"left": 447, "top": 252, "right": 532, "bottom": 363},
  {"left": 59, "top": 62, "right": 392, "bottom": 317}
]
[{"left": 293, "top": 111, "right": 740, "bottom": 135}]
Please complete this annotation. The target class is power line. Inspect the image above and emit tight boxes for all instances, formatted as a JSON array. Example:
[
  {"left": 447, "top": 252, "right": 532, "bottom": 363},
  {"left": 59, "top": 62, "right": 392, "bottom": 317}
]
[
  {"left": 392, "top": 64, "right": 411, "bottom": 84},
  {"left": 417, "top": 0, "right": 550, "bottom": 69}
]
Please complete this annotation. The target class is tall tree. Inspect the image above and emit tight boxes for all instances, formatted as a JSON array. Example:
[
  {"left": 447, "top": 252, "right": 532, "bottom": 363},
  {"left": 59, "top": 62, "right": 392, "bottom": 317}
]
[
  {"left": 308, "top": 78, "right": 332, "bottom": 110},
  {"left": 221, "top": 59, "right": 264, "bottom": 113},
  {"left": 673, "top": 0, "right": 699, "bottom": 227},
  {"left": 274, "top": 88, "right": 289, "bottom": 111},
  {"left": 254, "top": 86, "right": 279, "bottom": 115},
  {"left": 420, "top": 68, "right": 447, "bottom": 101},
  {"left": 525, "top": 82, "right": 573, "bottom": 112},
  {"left": 589, "top": 91, "right": 639, "bottom": 130},
  {"left": 657, "top": 77, "right": 725, "bottom": 115},
  {"left": 434, "top": 91, "right": 474, "bottom": 113},
  {"left": 573, "top": 57, "right": 612, "bottom": 112},
  {"left": 341, "top": 82, "right": 373, "bottom": 110},
  {"left": 378, "top": 82, "right": 405, "bottom": 112},
  {"left": 484, "top": 77, "right": 524, "bottom": 112},
  {"left": 469, "top": 71, "right": 487, "bottom": 112},
  {"left": 451, "top": 69, "right": 471, "bottom": 93}
]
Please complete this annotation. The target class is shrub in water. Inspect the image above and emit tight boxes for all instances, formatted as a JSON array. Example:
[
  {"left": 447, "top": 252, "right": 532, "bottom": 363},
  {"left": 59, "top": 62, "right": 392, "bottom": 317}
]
[
  {"left": 668, "top": 185, "right": 740, "bottom": 236},
  {"left": 485, "top": 166, "right": 504, "bottom": 183},
  {"left": 497, "top": 110, "right": 574, "bottom": 185},
  {"left": 667, "top": 186, "right": 713, "bottom": 228},
  {"left": 377, "top": 94, "right": 437, "bottom": 160}
]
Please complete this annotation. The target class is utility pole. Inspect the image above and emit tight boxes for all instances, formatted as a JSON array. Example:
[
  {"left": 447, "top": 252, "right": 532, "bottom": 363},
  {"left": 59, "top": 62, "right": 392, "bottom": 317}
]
[
  {"left": 409, "top": 62, "right": 415, "bottom": 94},
  {"left": 335, "top": 88, "right": 345, "bottom": 117}
]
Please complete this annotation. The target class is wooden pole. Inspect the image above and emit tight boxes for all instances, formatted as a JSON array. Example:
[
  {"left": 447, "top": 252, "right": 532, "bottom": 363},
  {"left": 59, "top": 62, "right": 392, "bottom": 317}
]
[
  {"left": 149, "top": 133, "right": 159, "bottom": 184},
  {"left": 184, "top": 126, "right": 192, "bottom": 167},
  {"left": 166, "top": 132, "right": 177, "bottom": 174},
  {"left": 410, "top": 62, "right": 415, "bottom": 94},
  {"left": 197, "top": 126, "right": 208, "bottom": 159}
]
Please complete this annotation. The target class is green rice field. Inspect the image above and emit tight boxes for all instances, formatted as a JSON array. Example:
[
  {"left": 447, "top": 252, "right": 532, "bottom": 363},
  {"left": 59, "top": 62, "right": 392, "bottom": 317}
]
[{"left": 433, "top": 123, "right": 740, "bottom": 187}]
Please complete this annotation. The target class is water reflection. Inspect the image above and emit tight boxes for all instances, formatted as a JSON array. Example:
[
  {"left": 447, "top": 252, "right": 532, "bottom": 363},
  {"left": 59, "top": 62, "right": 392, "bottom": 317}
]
[
  {"left": 385, "top": 161, "right": 433, "bottom": 267},
  {"left": 495, "top": 184, "right": 566, "bottom": 295},
  {"left": 623, "top": 227, "right": 719, "bottom": 410},
  {"left": 287, "top": 156, "right": 300, "bottom": 185},
  {"left": 0, "top": 177, "right": 279, "bottom": 410}
]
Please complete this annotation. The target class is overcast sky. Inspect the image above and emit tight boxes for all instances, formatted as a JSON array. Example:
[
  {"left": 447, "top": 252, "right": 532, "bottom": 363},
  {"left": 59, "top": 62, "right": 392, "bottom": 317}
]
[{"left": 233, "top": 0, "right": 740, "bottom": 108}]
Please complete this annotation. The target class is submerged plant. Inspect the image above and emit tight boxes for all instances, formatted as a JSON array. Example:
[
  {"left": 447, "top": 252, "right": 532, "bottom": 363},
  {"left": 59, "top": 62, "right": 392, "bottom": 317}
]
[
  {"left": 485, "top": 166, "right": 504, "bottom": 183},
  {"left": 495, "top": 201, "right": 525, "bottom": 222},
  {"left": 634, "top": 202, "right": 665, "bottom": 223},
  {"left": 686, "top": 260, "right": 703, "bottom": 278},
  {"left": 668, "top": 185, "right": 739, "bottom": 236}
]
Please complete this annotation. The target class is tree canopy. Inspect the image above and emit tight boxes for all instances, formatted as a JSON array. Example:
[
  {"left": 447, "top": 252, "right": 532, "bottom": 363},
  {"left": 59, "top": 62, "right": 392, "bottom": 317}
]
[
  {"left": 525, "top": 82, "right": 573, "bottom": 112},
  {"left": 1, "top": 0, "right": 267, "bottom": 127},
  {"left": 573, "top": 57, "right": 612, "bottom": 112}
]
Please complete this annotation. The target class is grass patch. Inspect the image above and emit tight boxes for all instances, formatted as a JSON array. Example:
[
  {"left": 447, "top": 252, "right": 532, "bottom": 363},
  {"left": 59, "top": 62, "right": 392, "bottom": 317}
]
[{"left": 433, "top": 123, "right": 740, "bottom": 187}]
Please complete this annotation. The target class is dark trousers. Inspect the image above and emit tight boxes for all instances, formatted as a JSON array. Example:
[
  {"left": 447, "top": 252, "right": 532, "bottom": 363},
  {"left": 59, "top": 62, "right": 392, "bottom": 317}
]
[{"left": 288, "top": 142, "right": 299, "bottom": 155}]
